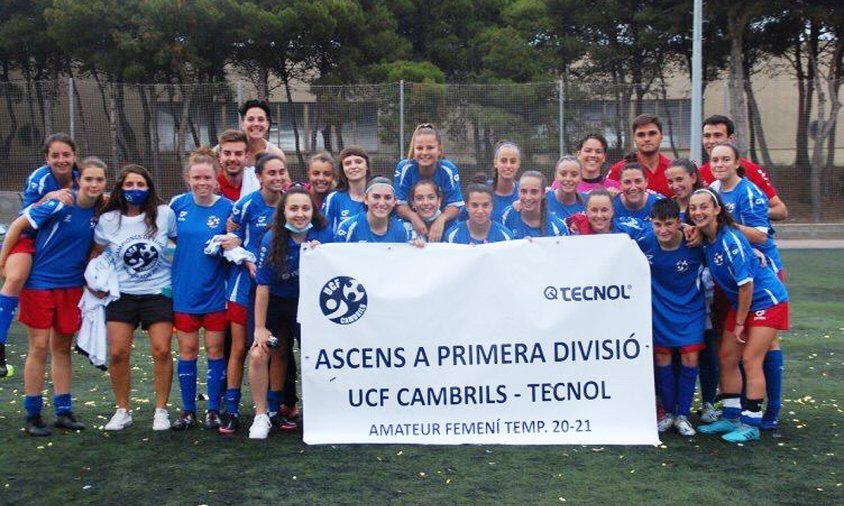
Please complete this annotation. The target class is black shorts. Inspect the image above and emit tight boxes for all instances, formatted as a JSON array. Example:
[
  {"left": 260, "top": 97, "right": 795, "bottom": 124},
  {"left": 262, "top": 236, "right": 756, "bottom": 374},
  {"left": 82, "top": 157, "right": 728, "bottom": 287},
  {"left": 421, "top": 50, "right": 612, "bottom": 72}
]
[
  {"left": 265, "top": 297, "right": 299, "bottom": 345},
  {"left": 106, "top": 293, "right": 174, "bottom": 330}
]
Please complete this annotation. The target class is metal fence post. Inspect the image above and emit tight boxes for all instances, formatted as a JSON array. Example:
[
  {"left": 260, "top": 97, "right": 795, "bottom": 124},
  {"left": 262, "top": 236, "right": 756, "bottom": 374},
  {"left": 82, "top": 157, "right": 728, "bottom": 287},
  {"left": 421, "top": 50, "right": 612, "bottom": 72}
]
[
  {"left": 68, "top": 78, "right": 75, "bottom": 138},
  {"left": 559, "top": 78, "right": 565, "bottom": 157},
  {"left": 237, "top": 80, "right": 244, "bottom": 107},
  {"left": 399, "top": 80, "right": 405, "bottom": 156}
]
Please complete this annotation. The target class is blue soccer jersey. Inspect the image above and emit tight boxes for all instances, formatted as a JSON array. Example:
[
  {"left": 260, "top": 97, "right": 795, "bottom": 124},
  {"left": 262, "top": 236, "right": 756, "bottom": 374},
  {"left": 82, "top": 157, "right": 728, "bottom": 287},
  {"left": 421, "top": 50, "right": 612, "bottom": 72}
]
[
  {"left": 493, "top": 184, "right": 519, "bottom": 224},
  {"left": 256, "top": 226, "right": 334, "bottom": 299},
  {"left": 394, "top": 158, "right": 464, "bottom": 209},
  {"left": 21, "top": 165, "right": 80, "bottom": 209},
  {"left": 23, "top": 198, "right": 96, "bottom": 289},
  {"left": 636, "top": 232, "right": 707, "bottom": 348},
  {"left": 323, "top": 190, "right": 366, "bottom": 232},
  {"left": 613, "top": 193, "right": 662, "bottom": 223},
  {"left": 444, "top": 221, "right": 512, "bottom": 244},
  {"left": 501, "top": 206, "right": 569, "bottom": 239},
  {"left": 710, "top": 178, "right": 783, "bottom": 273},
  {"left": 336, "top": 213, "right": 412, "bottom": 243},
  {"left": 546, "top": 190, "right": 586, "bottom": 220},
  {"left": 611, "top": 216, "right": 648, "bottom": 240},
  {"left": 227, "top": 191, "right": 277, "bottom": 306},
  {"left": 703, "top": 226, "right": 789, "bottom": 311},
  {"left": 170, "top": 193, "right": 233, "bottom": 314}
]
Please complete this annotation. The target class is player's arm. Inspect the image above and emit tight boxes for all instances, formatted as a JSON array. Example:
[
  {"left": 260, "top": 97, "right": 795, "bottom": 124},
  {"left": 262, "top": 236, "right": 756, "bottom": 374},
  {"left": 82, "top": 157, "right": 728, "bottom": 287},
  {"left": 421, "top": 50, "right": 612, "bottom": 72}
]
[
  {"left": 768, "top": 196, "right": 788, "bottom": 221},
  {"left": 733, "top": 281, "right": 753, "bottom": 344}
]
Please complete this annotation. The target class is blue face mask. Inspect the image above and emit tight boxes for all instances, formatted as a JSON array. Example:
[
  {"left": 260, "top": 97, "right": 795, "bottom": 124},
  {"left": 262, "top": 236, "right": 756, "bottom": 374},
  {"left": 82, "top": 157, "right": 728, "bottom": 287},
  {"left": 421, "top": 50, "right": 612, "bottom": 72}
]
[
  {"left": 285, "top": 222, "right": 313, "bottom": 234},
  {"left": 122, "top": 188, "right": 150, "bottom": 206}
]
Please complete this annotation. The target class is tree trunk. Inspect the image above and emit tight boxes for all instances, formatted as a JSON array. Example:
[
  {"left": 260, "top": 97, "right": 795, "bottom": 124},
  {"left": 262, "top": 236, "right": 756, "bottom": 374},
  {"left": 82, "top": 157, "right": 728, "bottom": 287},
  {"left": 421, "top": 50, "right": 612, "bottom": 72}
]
[
  {"left": 176, "top": 81, "right": 194, "bottom": 164},
  {"left": 727, "top": 8, "right": 749, "bottom": 155},
  {"left": 138, "top": 85, "right": 155, "bottom": 177},
  {"left": 809, "top": 51, "right": 843, "bottom": 222},
  {"left": 115, "top": 84, "right": 138, "bottom": 160},
  {"left": 743, "top": 79, "right": 774, "bottom": 168},
  {"left": 281, "top": 69, "right": 305, "bottom": 167},
  {"left": 109, "top": 83, "right": 119, "bottom": 169},
  {"left": 70, "top": 70, "right": 92, "bottom": 156},
  {"left": 2, "top": 61, "right": 19, "bottom": 153}
]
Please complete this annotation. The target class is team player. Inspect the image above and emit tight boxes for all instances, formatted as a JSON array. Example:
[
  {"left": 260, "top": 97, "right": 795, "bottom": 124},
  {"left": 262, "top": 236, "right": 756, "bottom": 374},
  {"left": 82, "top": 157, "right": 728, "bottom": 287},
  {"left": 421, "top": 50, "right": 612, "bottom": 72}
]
[
  {"left": 577, "top": 133, "right": 621, "bottom": 194},
  {"left": 689, "top": 189, "right": 789, "bottom": 443},
  {"left": 613, "top": 163, "right": 663, "bottom": 223},
  {"left": 0, "top": 134, "right": 79, "bottom": 379},
  {"left": 665, "top": 159, "right": 704, "bottom": 218},
  {"left": 394, "top": 123, "right": 464, "bottom": 241},
  {"left": 216, "top": 129, "right": 249, "bottom": 201},
  {"left": 490, "top": 140, "right": 521, "bottom": 223},
  {"left": 248, "top": 188, "right": 333, "bottom": 439},
  {"left": 220, "top": 153, "right": 287, "bottom": 434},
  {"left": 306, "top": 152, "right": 336, "bottom": 210},
  {"left": 568, "top": 189, "right": 647, "bottom": 237},
  {"left": 502, "top": 171, "right": 569, "bottom": 239},
  {"left": 169, "top": 148, "right": 235, "bottom": 430},
  {"left": 635, "top": 200, "right": 707, "bottom": 436},
  {"left": 445, "top": 184, "right": 513, "bottom": 244},
  {"left": 0, "top": 158, "right": 106, "bottom": 434},
  {"left": 94, "top": 165, "right": 178, "bottom": 432},
  {"left": 337, "top": 177, "right": 413, "bottom": 243},
  {"left": 408, "top": 180, "right": 450, "bottom": 241},
  {"left": 546, "top": 156, "right": 587, "bottom": 223},
  {"left": 235, "top": 99, "right": 288, "bottom": 196},
  {"left": 608, "top": 114, "right": 674, "bottom": 198},
  {"left": 322, "top": 146, "right": 370, "bottom": 233},
  {"left": 700, "top": 115, "right": 787, "bottom": 221}
]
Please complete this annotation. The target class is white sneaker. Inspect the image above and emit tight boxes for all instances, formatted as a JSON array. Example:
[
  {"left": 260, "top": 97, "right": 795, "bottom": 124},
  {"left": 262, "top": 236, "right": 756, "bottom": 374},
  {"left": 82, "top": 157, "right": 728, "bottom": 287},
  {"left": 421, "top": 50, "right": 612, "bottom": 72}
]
[
  {"left": 657, "top": 413, "right": 675, "bottom": 432},
  {"left": 104, "top": 408, "right": 132, "bottom": 431},
  {"left": 152, "top": 408, "right": 170, "bottom": 431},
  {"left": 673, "top": 415, "right": 697, "bottom": 436},
  {"left": 249, "top": 413, "right": 272, "bottom": 440},
  {"left": 699, "top": 402, "right": 721, "bottom": 424}
]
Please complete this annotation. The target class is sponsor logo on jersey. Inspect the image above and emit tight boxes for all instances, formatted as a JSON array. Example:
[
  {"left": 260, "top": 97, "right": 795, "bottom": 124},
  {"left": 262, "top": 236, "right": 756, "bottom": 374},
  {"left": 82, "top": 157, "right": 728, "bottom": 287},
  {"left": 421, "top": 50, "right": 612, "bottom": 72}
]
[
  {"left": 178, "top": 210, "right": 188, "bottom": 221},
  {"left": 725, "top": 203, "right": 736, "bottom": 214},
  {"left": 320, "top": 276, "right": 368, "bottom": 325}
]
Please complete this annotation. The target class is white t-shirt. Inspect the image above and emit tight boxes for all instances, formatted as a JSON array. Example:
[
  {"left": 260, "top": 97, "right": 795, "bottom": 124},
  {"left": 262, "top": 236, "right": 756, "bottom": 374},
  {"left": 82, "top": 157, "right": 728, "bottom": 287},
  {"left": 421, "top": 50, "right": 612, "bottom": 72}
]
[{"left": 94, "top": 205, "right": 178, "bottom": 295}]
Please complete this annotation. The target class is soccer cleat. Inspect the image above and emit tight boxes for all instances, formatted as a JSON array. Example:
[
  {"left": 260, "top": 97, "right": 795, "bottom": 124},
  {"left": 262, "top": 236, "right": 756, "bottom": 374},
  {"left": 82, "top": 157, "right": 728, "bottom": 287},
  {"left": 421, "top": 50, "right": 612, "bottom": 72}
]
[
  {"left": 54, "top": 412, "right": 85, "bottom": 431},
  {"left": 270, "top": 413, "right": 298, "bottom": 432},
  {"left": 171, "top": 411, "right": 198, "bottom": 431},
  {"left": 280, "top": 404, "right": 300, "bottom": 420},
  {"left": 760, "top": 406, "right": 780, "bottom": 431},
  {"left": 698, "top": 402, "right": 721, "bottom": 424},
  {"left": 0, "top": 363, "right": 14, "bottom": 378},
  {"left": 26, "top": 415, "right": 52, "bottom": 437},
  {"left": 698, "top": 418, "right": 741, "bottom": 435},
  {"left": 104, "top": 408, "right": 133, "bottom": 431},
  {"left": 152, "top": 408, "right": 170, "bottom": 431},
  {"left": 218, "top": 412, "right": 240, "bottom": 435},
  {"left": 203, "top": 410, "right": 221, "bottom": 430},
  {"left": 721, "top": 423, "right": 760, "bottom": 444},
  {"left": 249, "top": 413, "right": 272, "bottom": 440},
  {"left": 673, "top": 415, "right": 696, "bottom": 436},
  {"left": 657, "top": 413, "right": 675, "bottom": 433}
]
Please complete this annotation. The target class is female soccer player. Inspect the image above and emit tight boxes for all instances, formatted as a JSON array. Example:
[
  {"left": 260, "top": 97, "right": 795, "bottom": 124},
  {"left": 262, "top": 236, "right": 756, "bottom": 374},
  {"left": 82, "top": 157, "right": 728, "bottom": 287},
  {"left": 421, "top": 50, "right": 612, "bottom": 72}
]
[
  {"left": 220, "top": 153, "right": 287, "bottom": 434},
  {"left": 248, "top": 188, "right": 333, "bottom": 439},
  {"left": 490, "top": 140, "right": 521, "bottom": 223},
  {"left": 445, "top": 184, "right": 513, "bottom": 244},
  {"left": 408, "top": 180, "right": 450, "bottom": 241},
  {"left": 322, "top": 146, "right": 370, "bottom": 233},
  {"left": 0, "top": 158, "right": 106, "bottom": 434},
  {"left": 664, "top": 159, "right": 703, "bottom": 219},
  {"left": 502, "top": 171, "right": 568, "bottom": 239},
  {"left": 613, "top": 163, "right": 662, "bottom": 223},
  {"left": 336, "top": 177, "right": 412, "bottom": 243},
  {"left": 169, "top": 148, "right": 235, "bottom": 430},
  {"left": 569, "top": 189, "right": 646, "bottom": 237},
  {"left": 94, "top": 165, "right": 177, "bottom": 432},
  {"left": 546, "top": 156, "right": 587, "bottom": 222},
  {"left": 576, "top": 133, "right": 620, "bottom": 194},
  {"left": 394, "top": 123, "right": 464, "bottom": 241},
  {"left": 635, "top": 199, "right": 706, "bottom": 436},
  {"left": 306, "top": 152, "right": 335, "bottom": 209},
  {"left": 689, "top": 189, "right": 789, "bottom": 443},
  {"left": 0, "top": 134, "right": 79, "bottom": 378}
]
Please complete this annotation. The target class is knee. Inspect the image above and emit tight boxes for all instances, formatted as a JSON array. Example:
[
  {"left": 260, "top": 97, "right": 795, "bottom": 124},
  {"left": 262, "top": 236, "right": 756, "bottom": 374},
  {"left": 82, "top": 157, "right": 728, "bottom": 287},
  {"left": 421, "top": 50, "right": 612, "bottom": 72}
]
[
  {"left": 681, "top": 354, "right": 699, "bottom": 368},
  {"left": 151, "top": 344, "right": 171, "bottom": 363},
  {"left": 654, "top": 351, "right": 672, "bottom": 367},
  {"left": 178, "top": 344, "right": 199, "bottom": 361},
  {"left": 110, "top": 348, "right": 130, "bottom": 365},
  {"left": 3, "top": 273, "right": 28, "bottom": 293},
  {"left": 27, "top": 341, "right": 49, "bottom": 361}
]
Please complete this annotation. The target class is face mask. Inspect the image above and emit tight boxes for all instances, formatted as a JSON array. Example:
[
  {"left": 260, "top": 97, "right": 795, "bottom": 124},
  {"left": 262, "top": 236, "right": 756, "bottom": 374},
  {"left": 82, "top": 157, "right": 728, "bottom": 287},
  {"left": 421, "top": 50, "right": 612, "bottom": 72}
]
[
  {"left": 422, "top": 209, "right": 442, "bottom": 224},
  {"left": 123, "top": 188, "right": 150, "bottom": 206},
  {"left": 285, "top": 222, "right": 313, "bottom": 234}
]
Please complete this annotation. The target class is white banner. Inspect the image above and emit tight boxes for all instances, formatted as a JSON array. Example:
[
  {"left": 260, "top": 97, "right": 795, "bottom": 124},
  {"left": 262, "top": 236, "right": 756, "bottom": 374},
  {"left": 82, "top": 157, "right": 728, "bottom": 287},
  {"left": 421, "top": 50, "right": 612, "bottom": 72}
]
[{"left": 299, "top": 235, "right": 659, "bottom": 445}]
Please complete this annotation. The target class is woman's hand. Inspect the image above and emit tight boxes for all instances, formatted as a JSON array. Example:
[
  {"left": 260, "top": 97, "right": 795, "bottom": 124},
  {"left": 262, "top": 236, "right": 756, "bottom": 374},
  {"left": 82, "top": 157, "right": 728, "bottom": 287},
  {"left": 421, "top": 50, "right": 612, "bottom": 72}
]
[
  {"left": 43, "top": 189, "right": 74, "bottom": 206},
  {"left": 219, "top": 234, "right": 241, "bottom": 251},
  {"left": 253, "top": 326, "right": 271, "bottom": 351},
  {"left": 245, "top": 261, "right": 257, "bottom": 278},
  {"left": 427, "top": 215, "right": 448, "bottom": 242}
]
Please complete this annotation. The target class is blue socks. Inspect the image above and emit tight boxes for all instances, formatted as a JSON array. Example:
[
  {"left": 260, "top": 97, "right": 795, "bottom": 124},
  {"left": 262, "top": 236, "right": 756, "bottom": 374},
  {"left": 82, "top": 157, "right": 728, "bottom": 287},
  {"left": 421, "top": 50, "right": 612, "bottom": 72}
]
[
  {"left": 655, "top": 365, "right": 676, "bottom": 415},
  {"left": 763, "top": 350, "right": 783, "bottom": 420},
  {"left": 178, "top": 358, "right": 198, "bottom": 413},
  {"left": 267, "top": 389, "right": 283, "bottom": 415},
  {"left": 206, "top": 358, "right": 226, "bottom": 412},
  {"left": 53, "top": 393, "right": 72, "bottom": 415},
  {"left": 225, "top": 388, "right": 241, "bottom": 416},
  {"left": 0, "top": 294, "right": 19, "bottom": 345},
  {"left": 676, "top": 365, "right": 698, "bottom": 417},
  {"left": 24, "top": 395, "right": 43, "bottom": 417}
]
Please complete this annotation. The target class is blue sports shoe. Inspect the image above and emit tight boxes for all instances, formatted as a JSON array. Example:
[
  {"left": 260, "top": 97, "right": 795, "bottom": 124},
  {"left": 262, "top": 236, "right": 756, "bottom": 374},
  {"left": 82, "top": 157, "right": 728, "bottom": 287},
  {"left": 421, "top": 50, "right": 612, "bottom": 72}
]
[
  {"left": 760, "top": 406, "right": 780, "bottom": 431},
  {"left": 698, "top": 418, "right": 740, "bottom": 435},
  {"left": 721, "top": 423, "right": 760, "bottom": 443}
]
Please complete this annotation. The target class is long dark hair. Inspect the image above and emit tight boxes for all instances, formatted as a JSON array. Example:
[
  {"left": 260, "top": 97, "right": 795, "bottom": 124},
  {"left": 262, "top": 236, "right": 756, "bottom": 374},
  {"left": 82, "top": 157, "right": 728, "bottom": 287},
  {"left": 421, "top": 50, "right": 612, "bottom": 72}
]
[
  {"left": 336, "top": 146, "right": 370, "bottom": 192},
  {"left": 267, "top": 187, "right": 328, "bottom": 275},
  {"left": 688, "top": 188, "right": 736, "bottom": 233},
  {"left": 98, "top": 164, "right": 162, "bottom": 237}
]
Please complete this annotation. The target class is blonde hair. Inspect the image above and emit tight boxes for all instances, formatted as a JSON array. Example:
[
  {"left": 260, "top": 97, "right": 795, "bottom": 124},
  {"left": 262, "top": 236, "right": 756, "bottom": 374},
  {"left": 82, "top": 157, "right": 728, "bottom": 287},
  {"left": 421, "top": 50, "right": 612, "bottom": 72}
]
[{"left": 406, "top": 123, "right": 444, "bottom": 160}]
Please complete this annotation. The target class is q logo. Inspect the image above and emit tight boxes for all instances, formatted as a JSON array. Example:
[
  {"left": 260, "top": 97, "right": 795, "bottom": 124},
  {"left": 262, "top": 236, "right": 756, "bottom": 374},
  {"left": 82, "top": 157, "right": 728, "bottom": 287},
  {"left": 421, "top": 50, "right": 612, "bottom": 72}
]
[{"left": 320, "top": 276, "right": 368, "bottom": 325}]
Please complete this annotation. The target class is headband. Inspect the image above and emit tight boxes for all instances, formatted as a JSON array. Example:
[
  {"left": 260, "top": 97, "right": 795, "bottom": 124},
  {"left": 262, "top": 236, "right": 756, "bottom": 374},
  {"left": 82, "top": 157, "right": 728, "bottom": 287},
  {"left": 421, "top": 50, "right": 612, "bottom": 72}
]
[
  {"left": 692, "top": 188, "right": 719, "bottom": 202},
  {"left": 365, "top": 176, "right": 394, "bottom": 194}
]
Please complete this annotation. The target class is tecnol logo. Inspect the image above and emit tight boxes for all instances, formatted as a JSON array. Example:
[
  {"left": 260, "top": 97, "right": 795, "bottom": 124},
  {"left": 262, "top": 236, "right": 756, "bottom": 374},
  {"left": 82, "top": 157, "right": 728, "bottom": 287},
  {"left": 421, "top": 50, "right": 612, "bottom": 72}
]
[{"left": 320, "top": 276, "right": 368, "bottom": 325}]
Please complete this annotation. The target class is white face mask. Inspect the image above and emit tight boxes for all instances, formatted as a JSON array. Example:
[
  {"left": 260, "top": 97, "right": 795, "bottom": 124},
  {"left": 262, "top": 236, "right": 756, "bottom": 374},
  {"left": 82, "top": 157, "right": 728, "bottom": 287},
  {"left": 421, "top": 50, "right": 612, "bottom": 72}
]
[
  {"left": 285, "top": 222, "right": 313, "bottom": 234},
  {"left": 422, "top": 208, "right": 442, "bottom": 224}
]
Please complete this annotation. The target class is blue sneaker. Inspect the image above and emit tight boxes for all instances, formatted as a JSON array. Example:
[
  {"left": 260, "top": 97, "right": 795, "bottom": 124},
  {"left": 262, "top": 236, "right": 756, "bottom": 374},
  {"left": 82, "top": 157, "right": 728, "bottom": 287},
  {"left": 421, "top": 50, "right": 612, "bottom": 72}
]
[
  {"left": 760, "top": 406, "right": 780, "bottom": 431},
  {"left": 698, "top": 418, "right": 740, "bottom": 435},
  {"left": 721, "top": 423, "right": 760, "bottom": 443}
]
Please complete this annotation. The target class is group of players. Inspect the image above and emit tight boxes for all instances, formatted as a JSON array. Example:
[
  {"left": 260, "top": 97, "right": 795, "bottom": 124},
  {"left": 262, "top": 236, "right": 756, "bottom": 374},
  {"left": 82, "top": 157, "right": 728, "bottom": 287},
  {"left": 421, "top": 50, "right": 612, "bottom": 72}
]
[{"left": 0, "top": 98, "right": 789, "bottom": 444}]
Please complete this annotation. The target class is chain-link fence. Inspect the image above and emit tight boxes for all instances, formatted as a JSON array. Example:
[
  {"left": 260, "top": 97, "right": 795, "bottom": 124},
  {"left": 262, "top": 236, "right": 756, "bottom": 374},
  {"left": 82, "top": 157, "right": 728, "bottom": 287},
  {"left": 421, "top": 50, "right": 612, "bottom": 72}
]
[{"left": 1, "top": 78, "right": 842, "bottom": 221}]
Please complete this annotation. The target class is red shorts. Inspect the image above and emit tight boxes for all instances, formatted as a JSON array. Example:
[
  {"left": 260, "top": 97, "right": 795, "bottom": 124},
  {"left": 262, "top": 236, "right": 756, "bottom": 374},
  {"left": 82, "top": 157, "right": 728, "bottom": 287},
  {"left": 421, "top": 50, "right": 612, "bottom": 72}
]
[
  {"left": 174, "top": 310, "right": 228, "bottom": 333},
  {"left": 725, "top": 302, "right": 790, "bottom": 333},
  {"left": 19, "top": 287, "right": 83, "bottom": 334},
  {"left": 227, "top": 302, "right": 248, "bottom": 326},
  {"left": 10, "top": 236, "right": 36, "bottom": 255},
  {"left": 654, "top": 342, "right": 707, "bottom": 355}
]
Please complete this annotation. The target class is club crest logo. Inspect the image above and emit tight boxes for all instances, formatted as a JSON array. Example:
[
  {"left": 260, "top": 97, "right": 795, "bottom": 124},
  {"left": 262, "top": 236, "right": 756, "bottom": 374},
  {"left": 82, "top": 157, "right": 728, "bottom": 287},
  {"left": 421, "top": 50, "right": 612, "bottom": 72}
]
[
  {"left": 320, "top": 276, "right": 368, "bottom": 325},
  {"left": 207, "top": 215, "right": 221, "bottom": 228},
  {"left": 123, "top": 241, "right": 160, "bottom": 275},
  {"left": 713, "top": 253, "right": 724, "bottom": 266},
  {"left": 676, "top": 260, "right": 689, "bottom": 273}
]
